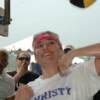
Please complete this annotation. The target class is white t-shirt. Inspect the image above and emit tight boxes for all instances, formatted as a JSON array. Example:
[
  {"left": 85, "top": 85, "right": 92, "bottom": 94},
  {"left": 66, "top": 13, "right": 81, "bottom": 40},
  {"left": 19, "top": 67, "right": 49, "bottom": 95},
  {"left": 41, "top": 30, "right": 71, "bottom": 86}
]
[
  {"left": 0, "top": 72, "right": 15, "bottom": 100},
  {"left": 28, "top": 58, "right": 100, "bottom": 100}
]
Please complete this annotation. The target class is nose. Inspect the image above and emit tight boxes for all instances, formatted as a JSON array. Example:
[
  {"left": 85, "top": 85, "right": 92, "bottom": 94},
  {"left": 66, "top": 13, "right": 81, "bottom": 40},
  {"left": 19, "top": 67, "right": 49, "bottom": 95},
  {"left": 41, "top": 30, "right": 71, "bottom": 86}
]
[{"left": 43, "top": 44, "right": 49, "bottom": 49}]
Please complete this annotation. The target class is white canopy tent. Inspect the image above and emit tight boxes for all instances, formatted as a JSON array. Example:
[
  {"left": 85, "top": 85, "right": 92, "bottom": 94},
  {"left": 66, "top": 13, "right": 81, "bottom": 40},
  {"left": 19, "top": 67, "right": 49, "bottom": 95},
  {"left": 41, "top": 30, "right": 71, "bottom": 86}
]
[{"left": 0, "top": 0, "right": 100, "bottom": 49}]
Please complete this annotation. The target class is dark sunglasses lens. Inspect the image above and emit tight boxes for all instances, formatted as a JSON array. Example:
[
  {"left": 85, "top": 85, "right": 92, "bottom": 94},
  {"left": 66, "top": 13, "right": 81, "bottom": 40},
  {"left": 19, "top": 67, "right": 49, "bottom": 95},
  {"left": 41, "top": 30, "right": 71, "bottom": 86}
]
[
  {"left": 70, "top": 0, "right": 96, "bottom": 8},
  {"left": 18, "top": 57, "right": 30, "bottom": 61}
]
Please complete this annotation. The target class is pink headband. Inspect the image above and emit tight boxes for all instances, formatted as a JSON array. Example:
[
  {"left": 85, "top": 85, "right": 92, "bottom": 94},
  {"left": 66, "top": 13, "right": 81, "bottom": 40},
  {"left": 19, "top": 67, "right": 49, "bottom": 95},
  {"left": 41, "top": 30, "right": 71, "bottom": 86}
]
[{"left": 34, "top": 34, "right": 62, "bottom": 49}]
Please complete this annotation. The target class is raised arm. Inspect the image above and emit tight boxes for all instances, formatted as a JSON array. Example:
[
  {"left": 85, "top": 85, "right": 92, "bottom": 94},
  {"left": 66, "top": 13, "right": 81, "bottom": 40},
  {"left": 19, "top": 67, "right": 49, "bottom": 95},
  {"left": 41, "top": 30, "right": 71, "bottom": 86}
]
[
  {"left": 59, "top": 43, "right": 100, "bottom": 75},
  {"left": 71, "top": 43, "right": 100, "bottom": 58}
]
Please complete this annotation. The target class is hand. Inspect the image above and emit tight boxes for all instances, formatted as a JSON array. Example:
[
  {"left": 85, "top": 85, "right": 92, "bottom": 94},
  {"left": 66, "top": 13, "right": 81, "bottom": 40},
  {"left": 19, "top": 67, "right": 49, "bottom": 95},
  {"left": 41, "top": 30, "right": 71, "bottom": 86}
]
[
  {"left": 14, "top": 62, "right": 28, "bottom": 82},
  {"left": 18, "top": 62, "right": 28, "bottom": 76},
  {"left": 58, "top": 50, "right": 74, "bottom": 75},
  {"left": 15, "top": 85, "right": 33, "bottom": 100}
]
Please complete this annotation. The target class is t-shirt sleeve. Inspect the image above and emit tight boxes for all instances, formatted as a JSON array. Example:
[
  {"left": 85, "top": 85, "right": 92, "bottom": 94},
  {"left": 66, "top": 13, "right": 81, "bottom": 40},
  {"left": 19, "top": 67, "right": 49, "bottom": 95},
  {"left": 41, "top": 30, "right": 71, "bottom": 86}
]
[
  {"left": 74, "top": 57, "right": 99, "bottom": 78},
  {"left": 83, "top": 57, "right": 98, "bottom": 76}
]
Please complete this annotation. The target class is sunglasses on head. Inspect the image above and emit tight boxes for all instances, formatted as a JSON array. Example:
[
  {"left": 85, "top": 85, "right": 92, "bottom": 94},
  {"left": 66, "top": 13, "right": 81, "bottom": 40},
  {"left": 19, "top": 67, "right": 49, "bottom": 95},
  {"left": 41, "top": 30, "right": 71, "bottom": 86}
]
[{"left": 17, "top": 57, "right": 30, "bottom": 61}]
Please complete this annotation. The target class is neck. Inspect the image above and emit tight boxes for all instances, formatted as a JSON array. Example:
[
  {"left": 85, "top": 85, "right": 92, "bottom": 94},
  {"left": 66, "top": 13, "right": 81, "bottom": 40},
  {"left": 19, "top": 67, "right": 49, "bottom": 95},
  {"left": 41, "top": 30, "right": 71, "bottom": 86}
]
[{"left": 41, "top": 63, "right": 59, "bottom": 79}]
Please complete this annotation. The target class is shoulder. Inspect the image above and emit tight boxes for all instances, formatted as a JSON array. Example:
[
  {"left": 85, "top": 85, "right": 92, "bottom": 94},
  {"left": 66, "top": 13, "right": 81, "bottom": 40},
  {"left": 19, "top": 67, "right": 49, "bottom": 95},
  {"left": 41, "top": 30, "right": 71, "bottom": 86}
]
[
  {"left": 27, "top": 76, "right": 41, "bottom": 88},
  {"left": 1, "top": 73, "right": 15, "bottom": 94},
  {"left": 15, "top": 85, "right": 33, "bottom": 100},
  {"left": 71, "top": 57, "right": 97, "bottom": 76},
  {"left": 5, "top": 73, "right": 15, "bottom": 86},
  {"left": 7, "top": 71, "right": 16, "bottom": 76},
  {"left": 25, "top": 71, "right": 39, "bottom": 79}
]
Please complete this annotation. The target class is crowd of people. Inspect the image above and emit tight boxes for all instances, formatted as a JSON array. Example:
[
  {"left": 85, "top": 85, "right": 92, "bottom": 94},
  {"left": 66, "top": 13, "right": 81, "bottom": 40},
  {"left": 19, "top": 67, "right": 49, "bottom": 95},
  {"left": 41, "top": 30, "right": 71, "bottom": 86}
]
[
  {"left": 0, "top": 31, "right": 100, "bottom": 100},
  {"left": 8, "top": 51, "right": 39, "bottom": 91}
]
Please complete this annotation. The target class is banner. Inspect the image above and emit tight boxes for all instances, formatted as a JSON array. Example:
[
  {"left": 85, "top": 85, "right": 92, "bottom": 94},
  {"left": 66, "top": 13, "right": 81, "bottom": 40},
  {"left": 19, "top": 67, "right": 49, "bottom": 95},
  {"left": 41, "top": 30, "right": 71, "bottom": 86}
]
[
  {"left": 0, "top": 7, "right": 8, "bottom": 37},
  {"left": 0, "top": 24, "right": 8, "bottom": 36}
]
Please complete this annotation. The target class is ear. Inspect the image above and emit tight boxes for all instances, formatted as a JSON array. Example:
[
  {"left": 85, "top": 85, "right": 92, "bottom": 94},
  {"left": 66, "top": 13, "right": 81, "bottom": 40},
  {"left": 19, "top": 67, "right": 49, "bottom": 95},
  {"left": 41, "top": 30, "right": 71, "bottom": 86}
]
[{"left": 33, "top": 52, "right": 39, "bottom": 64}]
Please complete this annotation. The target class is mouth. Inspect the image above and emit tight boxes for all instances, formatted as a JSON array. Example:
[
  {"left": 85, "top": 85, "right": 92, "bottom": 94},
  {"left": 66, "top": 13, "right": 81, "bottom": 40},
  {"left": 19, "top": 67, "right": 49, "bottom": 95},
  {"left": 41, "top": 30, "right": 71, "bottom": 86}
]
[
  {"left": 44, "top": 53, "right": 51, "bottom": 57},
  {"left": 43, "top": 52, "right": 53, "bottom": 58}
]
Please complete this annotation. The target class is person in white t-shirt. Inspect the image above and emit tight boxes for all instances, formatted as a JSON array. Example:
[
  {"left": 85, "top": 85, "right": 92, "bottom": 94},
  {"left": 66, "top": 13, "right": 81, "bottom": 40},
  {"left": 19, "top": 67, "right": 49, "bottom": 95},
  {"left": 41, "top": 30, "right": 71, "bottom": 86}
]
[
  {"left": 0, "top": 49, "right": 15, "bottom": 100},
  {"left": 15, "top": 31, "right": 100, "bottom": 100}
]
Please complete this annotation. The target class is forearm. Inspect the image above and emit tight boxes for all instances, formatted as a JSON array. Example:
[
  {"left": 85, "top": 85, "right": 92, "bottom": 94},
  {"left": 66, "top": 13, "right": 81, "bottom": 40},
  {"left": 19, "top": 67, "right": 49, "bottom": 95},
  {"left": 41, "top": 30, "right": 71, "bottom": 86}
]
[
  {"left": 14, "top": 66, "right": 27, "bottom": 82},
  {"left": 13, "top": 73, "right": 22, "bottom": 82},
  {"left": 58, "top": 43, "right": 100, "bottom": 75},
  {"left": 72, "top": 43, "right": 100, "bottom": 58}
]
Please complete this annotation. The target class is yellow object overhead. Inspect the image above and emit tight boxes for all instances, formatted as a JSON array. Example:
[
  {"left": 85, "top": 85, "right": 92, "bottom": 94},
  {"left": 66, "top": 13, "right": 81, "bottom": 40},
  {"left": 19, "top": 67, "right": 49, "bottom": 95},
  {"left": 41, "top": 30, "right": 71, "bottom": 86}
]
[{"left": 84, "top": 0, "right": 96, "bottom": 8}]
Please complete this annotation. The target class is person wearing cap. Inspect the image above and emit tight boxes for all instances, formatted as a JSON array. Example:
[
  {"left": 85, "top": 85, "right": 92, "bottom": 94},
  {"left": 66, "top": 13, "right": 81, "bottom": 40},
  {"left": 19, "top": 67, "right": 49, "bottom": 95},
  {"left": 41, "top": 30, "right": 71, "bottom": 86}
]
[
  {"left": 15, "top": 31, "right": 100, "bottom": 100},
  {"left": 0, "top": 49, "right": 15, "bottom": 100},
  {"left": 8, "top": 51, "right": 39, "bottom": 91},
  {"left": 64, "top": 45, "right": 74, "bottom": 54},
  {"left": 64, "top": 45, "right": 84, "bottom": 64}
]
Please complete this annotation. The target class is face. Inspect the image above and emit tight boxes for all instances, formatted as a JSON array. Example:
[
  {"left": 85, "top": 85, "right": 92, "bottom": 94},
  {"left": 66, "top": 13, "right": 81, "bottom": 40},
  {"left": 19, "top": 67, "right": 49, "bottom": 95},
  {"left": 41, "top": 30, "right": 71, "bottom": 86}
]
[
  {"left": 34, "top": 39, "right": 63, "bottom": 65},
  {"left": 16, "top": 52, "right": 30, "bottom": 68}
]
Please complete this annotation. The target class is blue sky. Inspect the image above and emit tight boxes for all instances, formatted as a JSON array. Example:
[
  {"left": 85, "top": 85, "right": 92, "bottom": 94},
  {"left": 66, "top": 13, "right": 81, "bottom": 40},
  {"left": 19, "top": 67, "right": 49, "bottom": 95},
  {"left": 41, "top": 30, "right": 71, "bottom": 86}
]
[{"left": 0, "top": 0, "right": 100, "bottom": 49}]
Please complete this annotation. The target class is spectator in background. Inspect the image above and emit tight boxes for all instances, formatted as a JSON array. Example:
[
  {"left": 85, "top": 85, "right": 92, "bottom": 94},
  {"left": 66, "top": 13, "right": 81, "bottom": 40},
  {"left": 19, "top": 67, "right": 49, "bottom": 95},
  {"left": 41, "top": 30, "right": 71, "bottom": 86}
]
[
  {"left": 64, "top": 45, "right": 74, "bottom": 53},
  {"left": 64, "top": 45, "right": 84, "bottom": 64},
  {"left": 30, "top": 62, "right": 42, "bottom": 75},
  {"left": 0, "top": 49, "right": 15, "bottom": 100},
  {"left": 8, "top": 50, "right": 39, "bottom": 90}
]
